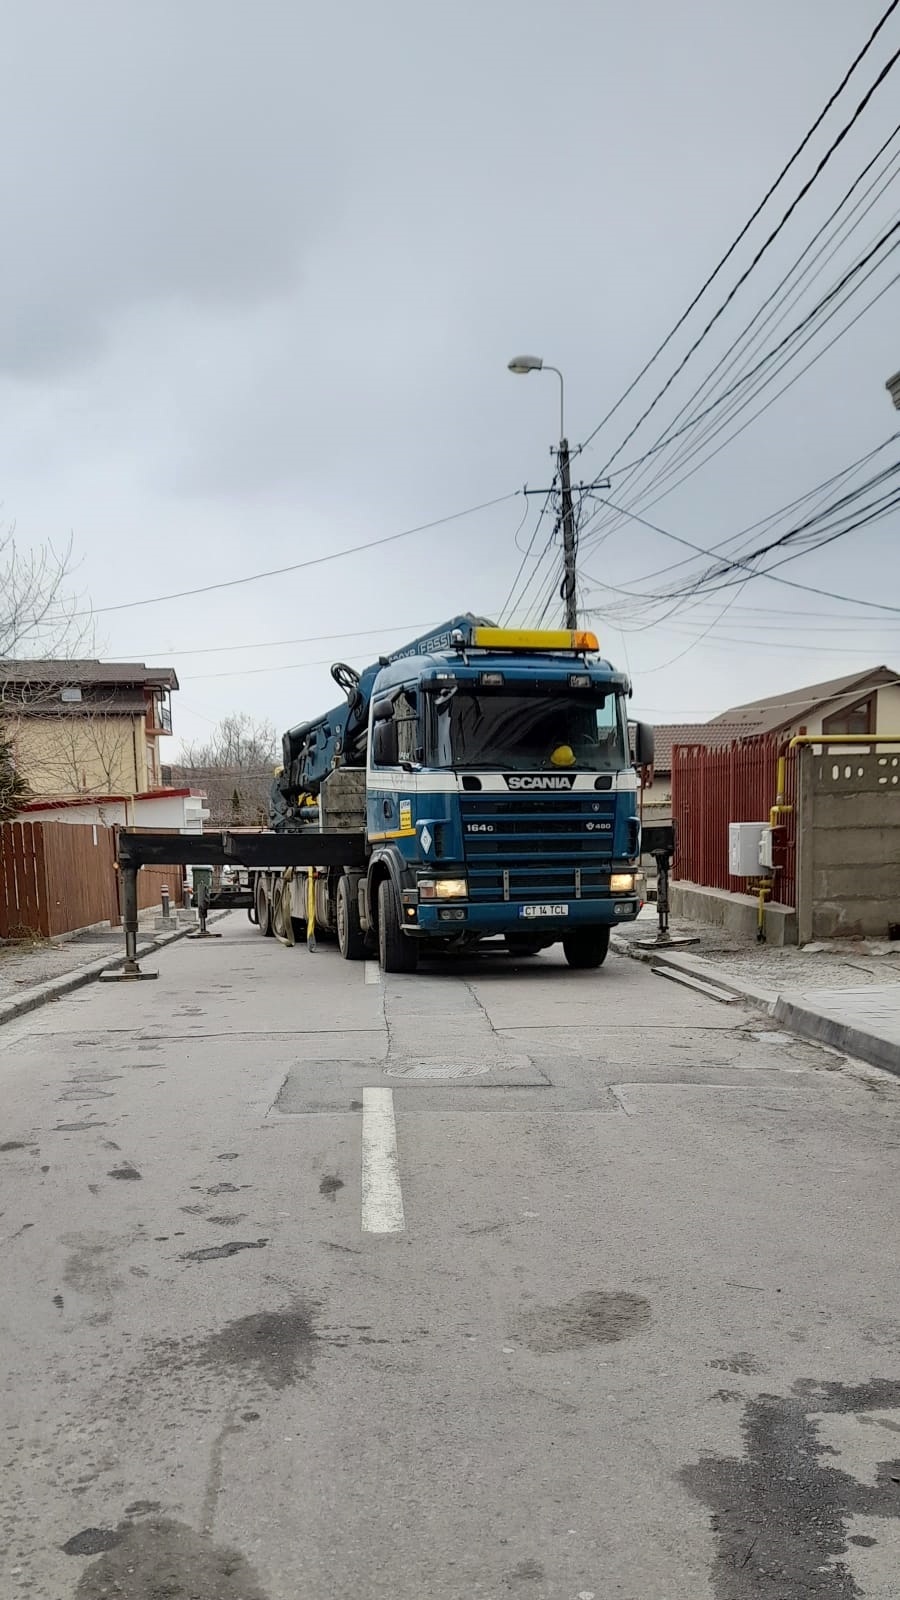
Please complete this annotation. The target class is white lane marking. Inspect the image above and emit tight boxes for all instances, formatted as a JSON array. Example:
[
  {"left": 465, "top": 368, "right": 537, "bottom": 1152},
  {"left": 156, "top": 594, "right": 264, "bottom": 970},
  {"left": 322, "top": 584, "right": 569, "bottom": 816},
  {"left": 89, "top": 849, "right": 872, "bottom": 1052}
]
[
  {"left": 361, "top": 1087, "right": 405, "bottom": 1234},
  {"left": 364, "top": 961, "right": 382, "bottom": 985}
]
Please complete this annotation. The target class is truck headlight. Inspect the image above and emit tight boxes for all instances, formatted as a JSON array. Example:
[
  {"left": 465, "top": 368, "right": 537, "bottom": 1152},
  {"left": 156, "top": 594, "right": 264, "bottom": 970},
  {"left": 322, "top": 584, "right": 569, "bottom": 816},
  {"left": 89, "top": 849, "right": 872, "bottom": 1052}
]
[
  {"left": 435, "top": 878, "right": 468, "bottom": 900},
  {"left": 418, "top": 878, "right": 468, "bottom": 901},
  {"left": 610, "top": 872, "right": 635, "bottom": 893}
]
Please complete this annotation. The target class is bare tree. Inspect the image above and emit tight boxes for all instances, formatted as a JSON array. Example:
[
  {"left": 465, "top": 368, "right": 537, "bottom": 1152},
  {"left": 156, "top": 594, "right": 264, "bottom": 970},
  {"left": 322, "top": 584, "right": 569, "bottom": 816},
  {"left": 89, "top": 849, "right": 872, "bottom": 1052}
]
[
  {"left": 0, "top": 527, "right": 93, "bottom": 672},
  {"left": 23, "top": 707, "right": 136, "bottom": 798},
  {"left": 0, "top": 527, "right": 99, "bottom": 808},
  {"left": 171, "top": 713, "right": 277, "bottom": 828},
  {"left": 0, "top": 726, "right": 30, "bottom": 821},
  {"left": 178, "top": 713, "right": 277, "bottom": 770}
]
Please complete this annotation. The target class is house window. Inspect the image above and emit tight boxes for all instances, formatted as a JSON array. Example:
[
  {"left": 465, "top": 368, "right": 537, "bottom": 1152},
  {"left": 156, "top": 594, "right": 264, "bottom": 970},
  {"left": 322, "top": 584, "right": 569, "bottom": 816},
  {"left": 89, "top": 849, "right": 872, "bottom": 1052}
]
[
  {"left": 822, "top": 695, "right": 874, "bottom": 738},
  {"left": 60, "top": 686, "right": 83, "bottom": 703},
  {"left": 146, "top": 743, "right": 159, "bottom": 788}
]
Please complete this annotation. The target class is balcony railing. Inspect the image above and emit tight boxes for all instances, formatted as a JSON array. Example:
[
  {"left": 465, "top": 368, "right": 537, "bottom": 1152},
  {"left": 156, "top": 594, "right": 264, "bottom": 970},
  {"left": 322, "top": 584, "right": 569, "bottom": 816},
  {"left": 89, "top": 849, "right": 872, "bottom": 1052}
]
[{"left": 146, "top": 698, "right": 173, "bottom": 735}]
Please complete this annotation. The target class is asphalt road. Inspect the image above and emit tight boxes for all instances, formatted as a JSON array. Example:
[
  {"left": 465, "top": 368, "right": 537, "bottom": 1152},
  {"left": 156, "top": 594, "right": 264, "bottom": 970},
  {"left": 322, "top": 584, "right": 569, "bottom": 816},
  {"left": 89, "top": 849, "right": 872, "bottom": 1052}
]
[{"left": 3, "top": 913, "right": 900, "bottom": 1600}]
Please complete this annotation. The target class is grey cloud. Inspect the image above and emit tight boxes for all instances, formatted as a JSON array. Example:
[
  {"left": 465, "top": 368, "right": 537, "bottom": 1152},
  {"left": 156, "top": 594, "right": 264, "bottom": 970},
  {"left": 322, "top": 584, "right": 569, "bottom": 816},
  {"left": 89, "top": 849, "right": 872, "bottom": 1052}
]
[
  {"left": 0, "top": 3, "right": 344, "bottom": 377},
  {"left": 1, "top": 0, "right": 897, "bottom": 747}
]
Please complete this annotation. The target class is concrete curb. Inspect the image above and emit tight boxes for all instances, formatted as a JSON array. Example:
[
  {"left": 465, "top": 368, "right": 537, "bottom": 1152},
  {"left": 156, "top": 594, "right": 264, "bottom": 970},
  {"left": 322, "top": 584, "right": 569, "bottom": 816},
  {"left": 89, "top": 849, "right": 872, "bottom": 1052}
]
[
  {"left": 613, "top": 932, "right": 899, "bottom": 1075},
  {"left": 611, "top": 934, "right": 778, "bottom": 1010},
  {"left": 772, "top": 995, "right": 900, "bottom": 1078},
  {"left": 0, "top": 912, "right": 231, "bottom": 1029}
]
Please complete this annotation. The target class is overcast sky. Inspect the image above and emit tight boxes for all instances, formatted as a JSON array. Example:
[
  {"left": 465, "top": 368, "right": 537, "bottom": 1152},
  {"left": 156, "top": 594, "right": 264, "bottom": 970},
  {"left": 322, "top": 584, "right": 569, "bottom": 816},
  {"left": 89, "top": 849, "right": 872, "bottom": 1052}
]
[{"left": 3, "top": 0, "right": 899, "bottom": 754}]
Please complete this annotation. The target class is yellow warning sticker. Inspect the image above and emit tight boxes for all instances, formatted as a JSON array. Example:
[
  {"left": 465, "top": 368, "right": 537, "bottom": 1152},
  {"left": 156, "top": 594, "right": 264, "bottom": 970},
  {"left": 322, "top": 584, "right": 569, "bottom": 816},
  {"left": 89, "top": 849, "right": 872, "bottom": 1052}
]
[{"left": 399, "top": 799, "right": 412, "bottom": 831}]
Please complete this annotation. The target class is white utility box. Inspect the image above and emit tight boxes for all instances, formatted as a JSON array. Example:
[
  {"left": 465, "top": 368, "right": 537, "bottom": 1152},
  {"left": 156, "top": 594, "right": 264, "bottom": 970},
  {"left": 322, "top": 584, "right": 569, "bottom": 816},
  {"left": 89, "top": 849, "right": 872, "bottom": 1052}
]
[
  {"left": 728, "top": 821, "right": 768, "bottom": 877},
  {"left": 758, "top": 824, "right": 776, "bottom": 871}
]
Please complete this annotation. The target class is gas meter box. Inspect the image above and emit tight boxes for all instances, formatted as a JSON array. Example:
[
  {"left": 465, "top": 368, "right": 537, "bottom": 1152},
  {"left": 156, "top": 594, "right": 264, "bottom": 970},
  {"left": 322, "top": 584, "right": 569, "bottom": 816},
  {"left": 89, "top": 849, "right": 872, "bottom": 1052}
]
[{"left": 728, "top": 822, "right": 768, "bottom": 877}]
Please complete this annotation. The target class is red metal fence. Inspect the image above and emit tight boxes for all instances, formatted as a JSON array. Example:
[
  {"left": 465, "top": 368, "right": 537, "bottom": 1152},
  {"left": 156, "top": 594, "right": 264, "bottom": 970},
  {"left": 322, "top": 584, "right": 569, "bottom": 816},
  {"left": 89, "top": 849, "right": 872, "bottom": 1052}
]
[{"left": 672, "top": 735, "right": 797, "bottom": 906}]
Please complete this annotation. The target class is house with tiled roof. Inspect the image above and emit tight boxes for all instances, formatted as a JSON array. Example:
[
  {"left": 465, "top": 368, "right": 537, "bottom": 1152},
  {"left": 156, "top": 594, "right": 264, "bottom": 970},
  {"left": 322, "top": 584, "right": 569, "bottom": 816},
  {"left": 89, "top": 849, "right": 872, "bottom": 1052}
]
[
  {"left": 642, "top": 665, "right": 900, "bottom": 821},
  {"left": 1, "top": 660, "right": 178, "bottom": 799}
]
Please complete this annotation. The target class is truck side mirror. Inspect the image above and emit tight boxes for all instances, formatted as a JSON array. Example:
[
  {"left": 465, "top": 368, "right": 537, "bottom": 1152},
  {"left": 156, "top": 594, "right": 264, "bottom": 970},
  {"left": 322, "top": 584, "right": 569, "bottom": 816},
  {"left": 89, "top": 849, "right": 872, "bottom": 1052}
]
[
  {"left": 373, "top": 719, "right": 399, "bottom": 767},
  {"left": 633, "top": 721, "right": 654, "bottom": 768}
]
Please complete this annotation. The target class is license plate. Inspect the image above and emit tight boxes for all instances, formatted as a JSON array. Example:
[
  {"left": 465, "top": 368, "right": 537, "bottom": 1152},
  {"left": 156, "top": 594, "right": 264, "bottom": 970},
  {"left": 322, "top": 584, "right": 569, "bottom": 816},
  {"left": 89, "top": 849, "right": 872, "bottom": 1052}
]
[{"left": 519, "top": 903, "right": 569, "bottom": 918}]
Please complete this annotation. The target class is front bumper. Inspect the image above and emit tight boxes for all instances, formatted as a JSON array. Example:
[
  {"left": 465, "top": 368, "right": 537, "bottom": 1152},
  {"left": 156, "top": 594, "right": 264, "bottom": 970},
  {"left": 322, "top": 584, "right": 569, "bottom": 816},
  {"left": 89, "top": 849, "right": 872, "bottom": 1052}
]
[{"left": 411, "top": 897, "right": 640, "bottom": 938}]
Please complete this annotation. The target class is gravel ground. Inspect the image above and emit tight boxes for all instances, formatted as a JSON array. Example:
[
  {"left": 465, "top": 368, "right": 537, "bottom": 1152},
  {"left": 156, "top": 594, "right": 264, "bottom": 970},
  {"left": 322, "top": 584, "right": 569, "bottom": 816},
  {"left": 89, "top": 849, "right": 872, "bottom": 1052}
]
[
  {"left": 0, "top": 913, "right": 192, "bottom": 998},
  {"left": 618, "top": 908, "right": 900, "bottom": 990}
]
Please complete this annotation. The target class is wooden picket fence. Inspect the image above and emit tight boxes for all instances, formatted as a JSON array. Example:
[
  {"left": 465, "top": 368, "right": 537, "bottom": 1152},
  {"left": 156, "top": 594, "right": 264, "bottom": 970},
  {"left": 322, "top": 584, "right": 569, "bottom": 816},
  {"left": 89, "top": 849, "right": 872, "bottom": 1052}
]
[
  {"left": 137, "top": 863, "right": 182, "bottom": 913},
  {"left": 1, "top": 821, "right": 119, "bottom": 938},
  {"left": 0, "top": 821, "right": 180, "bottom": 939}
]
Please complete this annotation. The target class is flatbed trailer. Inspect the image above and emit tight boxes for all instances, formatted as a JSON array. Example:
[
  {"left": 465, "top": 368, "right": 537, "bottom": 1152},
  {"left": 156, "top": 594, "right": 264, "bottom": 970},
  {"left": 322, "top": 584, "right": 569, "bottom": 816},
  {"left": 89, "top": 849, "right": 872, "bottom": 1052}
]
[{"left": 107, "top": 828, "right": 364, "bottom": 978}]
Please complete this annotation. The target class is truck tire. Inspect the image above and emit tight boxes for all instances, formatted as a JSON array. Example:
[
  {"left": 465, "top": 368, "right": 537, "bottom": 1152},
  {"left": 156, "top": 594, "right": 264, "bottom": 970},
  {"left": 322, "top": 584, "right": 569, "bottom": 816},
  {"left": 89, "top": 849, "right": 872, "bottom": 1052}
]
[
  {"left": 563, "top": 926, "right": 610, "bottom": 969},
  {"left": 337, "top": 874, "right": 367, "bottom": 961},
  {"left": 378, "top": 877, "right": 418, "bottom": 974},
  {"left": 256, "top": 879, "right": 274, "bottom": 938}
]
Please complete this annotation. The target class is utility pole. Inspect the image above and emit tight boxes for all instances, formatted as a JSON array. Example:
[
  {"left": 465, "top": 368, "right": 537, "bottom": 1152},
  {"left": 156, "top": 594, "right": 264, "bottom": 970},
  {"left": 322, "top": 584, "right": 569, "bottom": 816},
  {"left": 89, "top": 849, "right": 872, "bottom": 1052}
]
[
  {"left": 557, "top": 435, "right": 577, "bottom": 629},
  {"left": 508, "top": 355, "right": 610, "bottom": 630}
]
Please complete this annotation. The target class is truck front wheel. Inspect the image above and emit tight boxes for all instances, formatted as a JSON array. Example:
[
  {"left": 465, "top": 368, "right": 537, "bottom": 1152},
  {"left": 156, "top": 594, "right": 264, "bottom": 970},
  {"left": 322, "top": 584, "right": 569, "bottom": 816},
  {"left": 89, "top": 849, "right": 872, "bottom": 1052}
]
[
  {"left": 563, "top": 926, "right": 610, "bottom": 969},
  {"left": 378, "top": 878, "right": 418, "bottom": 974},
  {"left": 337, "top": 874, "right": 367, "bottom": 961},
  {"left": 256, "top": 879, "right": 273, "bottom": 938}
]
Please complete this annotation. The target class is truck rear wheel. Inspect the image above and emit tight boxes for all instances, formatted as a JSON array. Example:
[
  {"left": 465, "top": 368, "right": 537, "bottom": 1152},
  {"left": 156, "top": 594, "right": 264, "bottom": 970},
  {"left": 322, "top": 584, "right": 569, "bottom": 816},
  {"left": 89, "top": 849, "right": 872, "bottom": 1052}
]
[
  {"left": 337, "top": 874, "right": 367, "bottom": 961},
  {"left": 378, "top": 878, "right": 418, "bottom": 974},
  {"left": 256, "top": 879, "right": 273, "bottom": 937},
  {"left": 563, "top": 927, "right": 610, "bottom": 969},
  {"left": 506, "top": 936, "right": 542, "bottom": 958}
]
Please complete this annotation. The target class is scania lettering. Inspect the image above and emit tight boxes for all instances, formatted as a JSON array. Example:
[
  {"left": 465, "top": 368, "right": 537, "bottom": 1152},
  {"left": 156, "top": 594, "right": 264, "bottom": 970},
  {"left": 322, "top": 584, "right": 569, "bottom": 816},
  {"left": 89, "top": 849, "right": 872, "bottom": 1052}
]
[
  {"left": 506, "top": 774, "right": 576, "bottom": 791},
  {"left": 249, "top": 616, "right": 654, "bottom": 973}
]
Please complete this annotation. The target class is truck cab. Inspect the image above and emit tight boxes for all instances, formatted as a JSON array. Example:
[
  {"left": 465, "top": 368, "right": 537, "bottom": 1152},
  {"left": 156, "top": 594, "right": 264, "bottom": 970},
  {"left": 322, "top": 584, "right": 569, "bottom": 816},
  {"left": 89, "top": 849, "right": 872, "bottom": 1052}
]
[
  {"left": 252, "top": 619, "right": 653, "bottom": 974},
  {"left": 359, "top": 624, "right": 650, "bottom": 970}
]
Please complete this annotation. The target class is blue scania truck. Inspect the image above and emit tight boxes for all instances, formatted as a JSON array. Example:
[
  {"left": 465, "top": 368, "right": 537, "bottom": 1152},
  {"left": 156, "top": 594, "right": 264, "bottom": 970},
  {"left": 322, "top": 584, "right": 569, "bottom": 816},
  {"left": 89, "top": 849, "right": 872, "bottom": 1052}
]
[{"left": 250, "top": 616, "right": 654, "bottom": 972}]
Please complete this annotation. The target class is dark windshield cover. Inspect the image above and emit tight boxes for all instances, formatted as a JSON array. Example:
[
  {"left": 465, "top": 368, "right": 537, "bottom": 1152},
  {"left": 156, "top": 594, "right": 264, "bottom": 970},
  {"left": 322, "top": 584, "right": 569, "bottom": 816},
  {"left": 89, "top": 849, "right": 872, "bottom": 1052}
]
[{"left": 434, "top": 688, "right": 628, "bottom": 772}]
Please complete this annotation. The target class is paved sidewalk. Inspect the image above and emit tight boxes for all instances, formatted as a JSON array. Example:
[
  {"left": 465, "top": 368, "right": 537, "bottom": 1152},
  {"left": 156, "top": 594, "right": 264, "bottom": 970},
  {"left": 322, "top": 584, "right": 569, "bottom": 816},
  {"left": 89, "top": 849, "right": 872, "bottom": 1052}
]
[
  {"left": 773, "top": 985, "right": 900, "bottom": 1075},
  {"left": 615, "top": 909, "right": 900, "bottom": 1075},
  {"left": 0, "top": 909, "right": 217, "bottom": 1027}
]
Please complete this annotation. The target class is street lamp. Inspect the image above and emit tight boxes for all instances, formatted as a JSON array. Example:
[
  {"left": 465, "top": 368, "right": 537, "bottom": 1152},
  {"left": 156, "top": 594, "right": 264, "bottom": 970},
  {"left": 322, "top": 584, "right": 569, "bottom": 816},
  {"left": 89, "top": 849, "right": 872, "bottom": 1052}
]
[
  {"left": 507, "top": 354, "right": 565, "bottom": 441},
  {"left": 507, "top": 353, "right": 576, "bottom": 627},
  {"left": 886, "top": 371, "right": 900, "bottom": 410}
]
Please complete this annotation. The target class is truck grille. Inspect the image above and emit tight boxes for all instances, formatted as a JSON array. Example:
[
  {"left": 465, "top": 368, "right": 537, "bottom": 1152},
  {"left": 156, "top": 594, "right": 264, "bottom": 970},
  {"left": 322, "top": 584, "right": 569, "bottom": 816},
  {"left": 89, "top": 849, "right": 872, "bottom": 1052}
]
[{"left": 460, "top": 794, "right": 617, "bottom": 902}]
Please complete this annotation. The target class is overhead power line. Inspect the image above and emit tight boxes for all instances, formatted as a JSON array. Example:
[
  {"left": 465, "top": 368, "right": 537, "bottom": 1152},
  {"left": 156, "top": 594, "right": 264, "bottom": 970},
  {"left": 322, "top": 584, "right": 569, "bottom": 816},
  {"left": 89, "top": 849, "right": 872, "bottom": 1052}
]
[
  {"left": 590, "top": 434, "right": 900, "bottom": 594},
  {"left": 584, "top": 465, "right": 899, "bottom": 602},
  {"left": 578, "top": 254, "right": 900, "bottom": 563},
  {"left": 498, "top": 481, "right": 557, "bottom": 623},
  {"left": 581, "top": 463, "right": 900, "bottom": 616},
  {"left": 586, "top": 31, "right": 900, "bottom": 476},
  {"left": 117, "top": 621, "right": 433, "bottom": 661},
  {"left": 575, "top": 0, "right": 900, "bottom": 463},
  {"left": 578, "top": 138, "right": 900, "bottom": 549},
  {"left": 612, "top": 222, "right": 900, "bottom": 476},
  {"left": 70, "top": 492, "right": 520, "bottom": 618}
]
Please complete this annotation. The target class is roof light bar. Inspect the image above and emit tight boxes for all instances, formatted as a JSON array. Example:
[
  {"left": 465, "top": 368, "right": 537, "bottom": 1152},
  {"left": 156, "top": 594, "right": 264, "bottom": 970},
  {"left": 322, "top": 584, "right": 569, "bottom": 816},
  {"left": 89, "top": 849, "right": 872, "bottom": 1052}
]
[{"left": 470, "top": 627, "right": 598, "bottom": 653}]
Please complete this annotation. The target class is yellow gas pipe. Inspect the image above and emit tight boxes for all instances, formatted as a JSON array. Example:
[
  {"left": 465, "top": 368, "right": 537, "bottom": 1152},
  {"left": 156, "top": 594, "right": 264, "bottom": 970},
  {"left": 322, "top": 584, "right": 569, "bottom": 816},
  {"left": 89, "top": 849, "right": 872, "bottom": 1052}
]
[
  {"left": 757, "top": 751, "right": 793, "bottom": 941},
  {"left": 758, "top": 733, "right": 900, "bottom": 941}
]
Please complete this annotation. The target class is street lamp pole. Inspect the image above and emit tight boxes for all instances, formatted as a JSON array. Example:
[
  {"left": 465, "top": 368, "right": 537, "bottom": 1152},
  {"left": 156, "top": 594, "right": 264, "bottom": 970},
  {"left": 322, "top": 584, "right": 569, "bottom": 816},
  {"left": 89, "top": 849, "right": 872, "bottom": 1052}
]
[{"left": 508, "top": 355, "right": 579, "bottom": 628}]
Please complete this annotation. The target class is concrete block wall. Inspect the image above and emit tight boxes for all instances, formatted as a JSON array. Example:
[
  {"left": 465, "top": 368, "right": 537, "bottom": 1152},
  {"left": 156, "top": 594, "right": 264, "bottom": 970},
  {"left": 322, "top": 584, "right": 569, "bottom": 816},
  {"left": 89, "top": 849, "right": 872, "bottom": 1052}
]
[{"left": 797, "top": 749, "right": 900, "bottom": 942}]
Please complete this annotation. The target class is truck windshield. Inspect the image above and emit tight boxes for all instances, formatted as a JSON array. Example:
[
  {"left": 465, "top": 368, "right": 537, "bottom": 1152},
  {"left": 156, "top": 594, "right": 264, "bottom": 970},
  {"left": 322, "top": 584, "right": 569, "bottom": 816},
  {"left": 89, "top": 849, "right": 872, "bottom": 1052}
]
[{"left": 432, "top": 688, "right": 628, "bottom": 772}]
